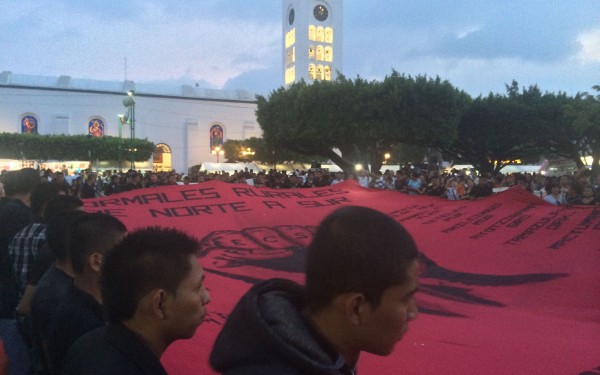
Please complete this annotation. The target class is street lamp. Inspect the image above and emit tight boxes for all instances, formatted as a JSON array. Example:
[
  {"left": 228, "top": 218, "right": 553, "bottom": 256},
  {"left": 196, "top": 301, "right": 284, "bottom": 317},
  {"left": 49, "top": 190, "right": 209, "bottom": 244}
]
[
  {"left": 211, "top": 146, "right": 224, "bottom": 163},
  {"left": 18, "top": 142, "right": 24, "bottom": 168},
  {"left": 117, "top": 114, "right": 125, "bottom": 172},
  {"left": 122, "top": 91, "right": 136, "bottom": 169},
  {"left": 86, "top": 134, "right": 93, "bottom": 171},
  {"left": 240, "top": 147, "right": 255, "bottom": 160},
  {"left": 384, "top": 153, "right": 391, "bottom": 164}
]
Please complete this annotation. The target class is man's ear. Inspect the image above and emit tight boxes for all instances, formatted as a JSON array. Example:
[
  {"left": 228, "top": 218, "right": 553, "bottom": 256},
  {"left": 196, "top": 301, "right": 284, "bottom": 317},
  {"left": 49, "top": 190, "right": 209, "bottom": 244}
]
[
  {"left": 89, "top": 252, "right": 103, "bottom": 272},
  {"left": 343, "top": 293, "right": 367, "bottom": 326},
  {"left": 149, "top": 289, "right": 168, "bottom": 319}
]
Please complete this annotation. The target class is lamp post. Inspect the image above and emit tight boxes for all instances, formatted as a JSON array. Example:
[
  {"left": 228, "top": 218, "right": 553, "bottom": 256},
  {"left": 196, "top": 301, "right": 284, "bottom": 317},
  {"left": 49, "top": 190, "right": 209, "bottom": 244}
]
[
  {"left": 211, "top": 146, "right": 224, "bottom": 163},
  {"left": 18, "top": 142, "right": 24, "bottom": 168},
  {"left": 241, "top": 147, "right": 256, "bottom": 161},
  {"left": 117, "top": 114, "right": 125, "bottom": 172},
  {"left": 122, "top": 91, "right": 136, "bottom": 169},
  {"left": 86, "top": 134, "right": 93, "bottom": 171}
]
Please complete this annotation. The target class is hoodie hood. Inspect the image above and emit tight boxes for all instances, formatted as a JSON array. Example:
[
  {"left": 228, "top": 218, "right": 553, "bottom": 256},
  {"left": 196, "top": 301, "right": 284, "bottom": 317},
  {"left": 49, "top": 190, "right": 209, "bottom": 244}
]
[{"left": 210, "top": 278, "right": 347, "bottom": 374}]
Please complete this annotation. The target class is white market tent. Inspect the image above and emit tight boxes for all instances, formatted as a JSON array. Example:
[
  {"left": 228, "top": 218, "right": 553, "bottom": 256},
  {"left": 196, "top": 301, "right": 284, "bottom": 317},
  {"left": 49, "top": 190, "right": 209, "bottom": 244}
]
[
  {"left": 499, "top": 165, "right": 541, "bottom": 174},
  {"left": 200, "top": 162, "right": 261, "bottom": 173}
]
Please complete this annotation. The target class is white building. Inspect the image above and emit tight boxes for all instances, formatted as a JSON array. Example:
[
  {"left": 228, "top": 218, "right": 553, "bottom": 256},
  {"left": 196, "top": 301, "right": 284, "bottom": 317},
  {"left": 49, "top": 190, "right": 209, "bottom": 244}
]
[
  {"left": 0, "top": 0, "right": 345, "bottom": 173},
  {"left": 0, "top": 72, "right": 260, "bottom": 173},
  {"left": 283, "top": 0, "right": 343, "bottom": 85}
]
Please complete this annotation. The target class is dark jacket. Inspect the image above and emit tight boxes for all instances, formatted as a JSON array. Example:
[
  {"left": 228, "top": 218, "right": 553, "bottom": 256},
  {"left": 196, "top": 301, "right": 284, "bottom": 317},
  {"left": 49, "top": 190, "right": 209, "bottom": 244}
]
[
  {"left": 47, "top": 285, "right": 105, "bottom": 373},
  {"left": 210, "top": 278, "right": 354, "bottom": 375},
  {"left": 63, "top": 323, "right": 167, "bottom": 375}
]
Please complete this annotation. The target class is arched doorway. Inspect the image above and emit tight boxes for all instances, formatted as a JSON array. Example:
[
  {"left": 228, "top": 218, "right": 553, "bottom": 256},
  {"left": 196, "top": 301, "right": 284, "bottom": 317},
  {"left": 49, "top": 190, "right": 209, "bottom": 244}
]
[{"left": 153, "top": 143, "right": 172, "bottom": 172}]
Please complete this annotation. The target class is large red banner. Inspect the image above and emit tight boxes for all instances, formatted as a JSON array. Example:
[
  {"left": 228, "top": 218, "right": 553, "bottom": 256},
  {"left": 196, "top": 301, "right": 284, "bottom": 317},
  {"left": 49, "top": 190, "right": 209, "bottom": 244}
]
[{"left": 85, "top": 180, "right": 600, "bottom": 374}]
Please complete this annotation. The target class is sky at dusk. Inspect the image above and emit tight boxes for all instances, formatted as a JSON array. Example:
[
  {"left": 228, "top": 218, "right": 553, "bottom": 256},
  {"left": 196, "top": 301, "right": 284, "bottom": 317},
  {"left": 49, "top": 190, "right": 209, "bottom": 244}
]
[{"left": 1, "top": 0, "right": 599, "bottom": 98}]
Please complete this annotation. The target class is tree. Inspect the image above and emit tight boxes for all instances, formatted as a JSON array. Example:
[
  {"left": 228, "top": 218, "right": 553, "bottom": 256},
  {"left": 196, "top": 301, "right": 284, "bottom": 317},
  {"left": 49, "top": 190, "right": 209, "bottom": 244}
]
[
  {"left": 571, "top": 86, "right": 600, "bottom": 179},
  {"left": 0, "top": 133, "right": 154, "bottom": 164},
  {"left": 257, "top": 72, "right": 469, "bottom": 174},
  {"left": 223, "top": 137, "right": 323, "bottom": 165},
  {"left": 442, "top": 82, "right": 578, "bottom": 175}
]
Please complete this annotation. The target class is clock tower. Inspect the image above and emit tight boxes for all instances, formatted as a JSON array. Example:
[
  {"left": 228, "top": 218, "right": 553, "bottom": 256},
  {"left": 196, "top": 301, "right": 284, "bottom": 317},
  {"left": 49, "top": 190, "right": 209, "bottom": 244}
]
[{"left": 282, "top": 0, "right": 343, "bottom": 86}]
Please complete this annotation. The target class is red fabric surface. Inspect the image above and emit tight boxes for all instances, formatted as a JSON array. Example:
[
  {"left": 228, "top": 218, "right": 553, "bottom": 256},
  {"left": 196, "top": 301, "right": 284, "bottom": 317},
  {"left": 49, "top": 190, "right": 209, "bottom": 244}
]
[{"left": 85, "top": 180, "right": 600, "bottom": 374}]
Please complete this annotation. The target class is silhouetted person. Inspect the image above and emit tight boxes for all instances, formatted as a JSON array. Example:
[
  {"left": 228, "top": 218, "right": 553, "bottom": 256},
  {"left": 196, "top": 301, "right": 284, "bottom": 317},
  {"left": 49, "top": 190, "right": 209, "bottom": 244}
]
[
  {"left": 210, "top": 206, "right": 420, "bottom": 374},
  {"left": 47, "top": 212, "right": 126, "bottom": 374},
  {"left": 63, "top": 227, "right": 210, "bottom": 374}
]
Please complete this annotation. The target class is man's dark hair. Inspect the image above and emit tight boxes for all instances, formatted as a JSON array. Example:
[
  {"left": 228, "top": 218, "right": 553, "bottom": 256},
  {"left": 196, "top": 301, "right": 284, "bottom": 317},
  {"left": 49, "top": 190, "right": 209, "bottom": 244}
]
[
  {"left": 45, "top": 210, "right": 87, "bottom": 260},
  {"left": 2, "top": 170, "right": 20, "bottom": 196},
  {"left": 101, "top": 226, "right": 200, "bottom": 324},
  {"left": 16, "top": 168, "right": 42, "bottom": 194},
  {"left": 305, "top": 206, "right": 419, "bottom": 312},
  {"left": 69, "top": 212, "right": 127, "bottom": 274},
  {"left": 30, "top": 182, "right": 63, "bottom": 218},
  {"left": 43, "top": 196, "right": 83, "bottom": 221}
]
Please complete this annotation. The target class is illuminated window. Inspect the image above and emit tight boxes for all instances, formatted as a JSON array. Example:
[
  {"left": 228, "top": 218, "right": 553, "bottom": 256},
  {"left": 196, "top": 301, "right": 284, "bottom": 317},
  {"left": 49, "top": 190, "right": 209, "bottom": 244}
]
[
  {"left": 308, "top": 25, "right": 316, "bottom": 41},
  {"left": 88, "top": 118, "right": 105, "bottom": 137},
  {"left": 316, "top": 26, "right": 324, "bottom": 42},
  {"left": 20, "top": 115, "right": 38, "bottom": 134},
  {"left": 324, "top": 46, "right": 333, "bottom": 62},
  {"left": 324, "top": 66, "right": 332, "bottom": 80},
  {"left": 286, "top": 47, "right": 295, "bottom": 65},
  {"left": 316, "top": 45, "right": 324, "bottom": 61},
  {"left": 285, "top": 66, "right": 296, "bottom": 84},
  {"left": 285, "top": 28, "right": 296, "bottom": 48},
  {"left": 325, "top": 27, "right": 333, "bottom": 43},
  {"left": 210, "top": 124, "right": 224, "bottom": 149},
  {"left": 308, "top": 64, "right": 316, "bottom": 80},
  {"left": 308, "top": 45, "right": 315, "bottom": 60},
  {"left": 153, "top": 143, "right": 172, "bottom": 164},
  {"left": 316, "top": 65, "right": 324, "bottom": 80}
]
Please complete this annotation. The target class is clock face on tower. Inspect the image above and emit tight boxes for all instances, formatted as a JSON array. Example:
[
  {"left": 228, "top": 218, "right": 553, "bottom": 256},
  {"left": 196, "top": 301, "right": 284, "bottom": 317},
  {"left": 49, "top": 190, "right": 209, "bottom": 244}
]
[
  {"left": 288, "top": 8, "right": 295, "bottom": 25},
  {"left": 313, "top": 5, "right": 328, "bottom": 21}
]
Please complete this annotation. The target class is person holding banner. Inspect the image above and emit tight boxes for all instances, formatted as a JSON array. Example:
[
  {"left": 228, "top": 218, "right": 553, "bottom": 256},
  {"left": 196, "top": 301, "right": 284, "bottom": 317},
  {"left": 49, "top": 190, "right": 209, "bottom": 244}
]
[
  {"left": 210, "top": 206, "right": 420, "bottom": 375},
  {"left": 63, "top": 227, "right": 210, "bottom": 375}
]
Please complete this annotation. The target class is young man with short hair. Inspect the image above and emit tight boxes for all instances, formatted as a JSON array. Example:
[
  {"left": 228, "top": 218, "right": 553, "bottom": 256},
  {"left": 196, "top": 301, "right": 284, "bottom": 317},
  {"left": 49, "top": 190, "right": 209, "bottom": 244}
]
[
  {"left": 210, "top": 205, "right": 420, "bottom": 374},
  {"left": 29, "top": 209, "right": 86, "bottom": 374},
  {"left": 47, "top": 212, "right": 127, "bottom": 373},
  {"left": 63, "top": 227, "right": 210, "bottom": 375}
]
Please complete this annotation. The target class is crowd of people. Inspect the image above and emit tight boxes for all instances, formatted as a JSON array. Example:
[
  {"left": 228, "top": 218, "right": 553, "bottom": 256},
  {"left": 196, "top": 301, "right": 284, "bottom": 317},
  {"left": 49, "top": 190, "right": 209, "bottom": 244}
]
[
  {"left": 7, "top": 162, "right": 597, "bottom": 207},
  {"left": 0, "top": 167, "right": 423, "bottom": 375},
  {"left": 0, "top": 162, "right": 597, "bottom": 374}
]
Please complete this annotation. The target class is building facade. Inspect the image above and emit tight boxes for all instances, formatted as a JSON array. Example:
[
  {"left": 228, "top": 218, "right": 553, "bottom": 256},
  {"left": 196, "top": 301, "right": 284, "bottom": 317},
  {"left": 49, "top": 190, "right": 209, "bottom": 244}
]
[
  {"left": 0, "top": 72, "right": 260, "bottom": 173},
  {"left": 283, "top": 0, "right": 343, "bottom": 85},
  {"left": 1, "top": 1, "right": 345, "bottom": 173}
]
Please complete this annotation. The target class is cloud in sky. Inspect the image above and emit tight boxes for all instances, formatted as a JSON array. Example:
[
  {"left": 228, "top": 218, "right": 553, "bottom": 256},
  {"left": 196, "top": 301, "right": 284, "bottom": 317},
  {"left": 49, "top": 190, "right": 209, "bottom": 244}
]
[
  {"left": 576, "top": 28, "right": 600, "bottom": 64},
  {"left": 0, "top": 0, "right": 598, "bottom": 97}
]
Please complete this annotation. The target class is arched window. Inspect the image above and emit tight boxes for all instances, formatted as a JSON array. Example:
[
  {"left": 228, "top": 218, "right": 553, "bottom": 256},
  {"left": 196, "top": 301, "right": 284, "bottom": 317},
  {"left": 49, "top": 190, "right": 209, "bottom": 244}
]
[
  {"left": 308, "top": 64, "right": 316, "bottom": 80},
  {"left": 286, "top": 47, "right": 295, "bottom": 65},
  {"left": 316, "top": 65, "right": 324, "bottom": 80},
  {"left": 324, "top": 66, "right": 332, "bottom": 81},
  {"left": 153, "top": 143, "right": 171, "bottom": 163},
  {"left": 324, "top": 46, "right": 333, "bottom": 62},
  {"left": 285, "top": 28, "right": 296, "bottom": 48},
  {"left": 88, "top": 117, "right": 105, "bottom": 137},
  {"left": 286, "top": 66, "right": 296, "bottom": 85},
  {"left": 20, "top": 114, "right": 38, "bottom": 134},
  {"left": 308, "top": 45, "right": 316, "bottom": 60},
  {"left": 316, "top": 27, "right": 324, "bottom": 42},
  {"left": 316, "top": 45, "right": 324, "bottom": 61},
  {"left": 209, "top": 124, "right": 224, "bottom": 150},
  {"left": 325, "top": 27, "right": 333, "bottom": 43},
  {"left": 308, "top": 25, "right": 316, "bottom": 41}
]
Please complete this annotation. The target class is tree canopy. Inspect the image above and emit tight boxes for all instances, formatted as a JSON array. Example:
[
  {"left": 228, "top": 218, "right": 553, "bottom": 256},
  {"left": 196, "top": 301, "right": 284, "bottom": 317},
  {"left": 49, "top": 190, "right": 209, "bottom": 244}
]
[
  {"left": 257, "top": 74, "right": 598, "bottom": 177},
  {"left": 256, "top": 72, "right": 470, "bottom": 173},
  {"left": 570, "top": 85, "right": 600, "bottom": 178},
  {"left": 0, "top": 133, "right": 154, "bottom": 164}
]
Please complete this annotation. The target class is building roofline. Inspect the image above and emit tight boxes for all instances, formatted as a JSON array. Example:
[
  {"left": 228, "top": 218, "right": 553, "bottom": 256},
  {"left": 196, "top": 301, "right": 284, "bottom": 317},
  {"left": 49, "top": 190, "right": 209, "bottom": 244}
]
[{"left": 0, "top": 84, "right": 258, "bottom": 104}]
